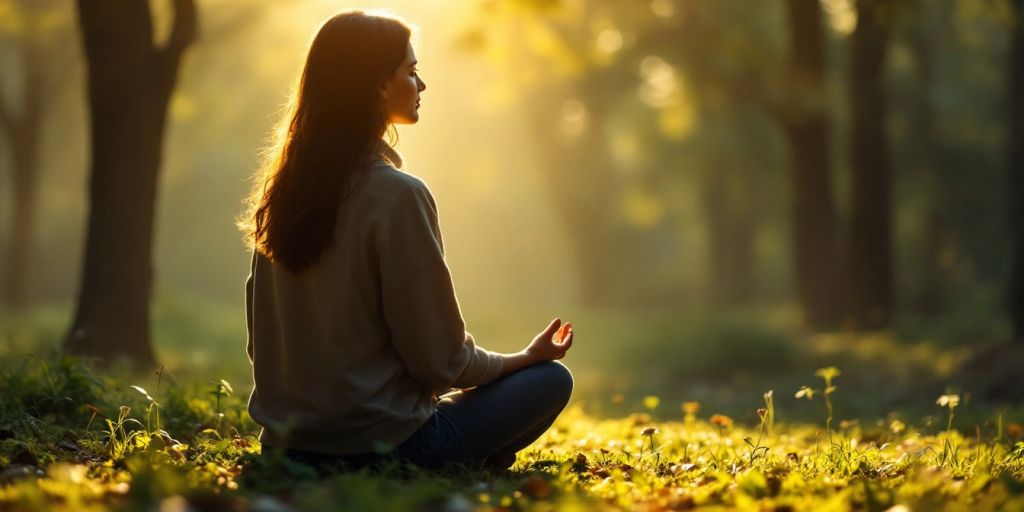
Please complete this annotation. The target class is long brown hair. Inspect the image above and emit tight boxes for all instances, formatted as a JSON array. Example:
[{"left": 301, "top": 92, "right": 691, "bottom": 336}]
[{"left": 240, "top": 10, "right": 411, "bottom": 272}]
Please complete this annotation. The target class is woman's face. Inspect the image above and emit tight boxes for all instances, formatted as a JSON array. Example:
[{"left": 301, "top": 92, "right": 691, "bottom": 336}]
[{"left": 382, "top": 42, "right": 426, "bottom": 125}]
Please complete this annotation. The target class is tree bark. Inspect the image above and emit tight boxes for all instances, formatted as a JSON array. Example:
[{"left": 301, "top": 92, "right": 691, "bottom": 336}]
[
  {"left": 779, "top": 0, "right": 846, "bottom": 329},
  {"left": 65, "top": 0, "right": 196, "bottom": 368},
  {"left": 847, "top": 0, "right": 894, "bottom": 329},
  {"left": 1008, "top": 0, "right": 1024, "bottom": 341}
]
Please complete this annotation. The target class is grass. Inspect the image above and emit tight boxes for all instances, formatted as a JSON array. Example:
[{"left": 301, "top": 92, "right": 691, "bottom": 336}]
[
  {"left": 2, "top": 300, "right": 1023, "bottom": 510},
  {"left": 0, "top": 352, "right": 1023, "bottom": 511}
]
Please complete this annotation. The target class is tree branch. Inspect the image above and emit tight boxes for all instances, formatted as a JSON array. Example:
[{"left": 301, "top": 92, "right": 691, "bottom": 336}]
[
  {"left": 164, "top": 0, "right": 198, "bottom": 58},
  {"left": 155, "top": 0, "right": 197, "bottom": 92}
]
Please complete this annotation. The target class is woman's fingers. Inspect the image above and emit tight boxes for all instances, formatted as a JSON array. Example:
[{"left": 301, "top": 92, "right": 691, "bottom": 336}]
[
  {"left": 554, "top": 322, "right": 572, "bottom": 343},
  {"left": 533, "top": 317, "right": 573, "bottom": 360},
  {"left": 553, "top": 332, "right": 573, "bottom": 359},
  {"left": 543, "top": 317, "right": 562, "bottom": 337}
]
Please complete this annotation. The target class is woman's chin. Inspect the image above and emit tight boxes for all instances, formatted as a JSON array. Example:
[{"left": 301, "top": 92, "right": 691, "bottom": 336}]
[{"left": 391, "top": 113, "right": 419, "bottom": 125}]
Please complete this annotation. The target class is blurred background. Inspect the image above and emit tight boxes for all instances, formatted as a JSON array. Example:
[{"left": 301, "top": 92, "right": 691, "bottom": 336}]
[{"left": 1, "top": 0, "right": 1022, "bottom": 425}]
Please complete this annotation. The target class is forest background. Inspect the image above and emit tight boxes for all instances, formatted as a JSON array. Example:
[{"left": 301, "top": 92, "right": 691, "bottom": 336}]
[{"left": 1, "top": 0, "right": 1023, "bottom": 424}]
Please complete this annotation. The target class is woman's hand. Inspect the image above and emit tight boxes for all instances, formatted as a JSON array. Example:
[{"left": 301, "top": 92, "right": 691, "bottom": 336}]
[
  {"left": 494, "top": 318, "right": 574, "bottom": 379},
  {"left": 525, "top": 318, "right": 573, "bottom": 363}
]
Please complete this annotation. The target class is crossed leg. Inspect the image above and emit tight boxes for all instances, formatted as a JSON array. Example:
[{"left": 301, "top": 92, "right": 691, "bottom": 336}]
[{"left": 427, "top": 360, "right": 574, "bottom": 469}]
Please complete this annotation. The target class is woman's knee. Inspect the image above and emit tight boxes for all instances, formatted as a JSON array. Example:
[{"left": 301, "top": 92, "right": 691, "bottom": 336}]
[{"left": 534, "top": 360, "right": 573, "bottom": 405}]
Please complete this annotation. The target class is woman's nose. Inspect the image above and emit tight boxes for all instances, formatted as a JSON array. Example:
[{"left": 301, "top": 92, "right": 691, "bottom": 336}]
[{"left": 417, "top": 77, "right": 426, "bottom": 92}]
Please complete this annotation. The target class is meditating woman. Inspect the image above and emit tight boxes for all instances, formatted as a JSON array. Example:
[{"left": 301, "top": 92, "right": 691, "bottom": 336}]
[{"left": 239, "top": 10, "right": 574, "bottom": 472}]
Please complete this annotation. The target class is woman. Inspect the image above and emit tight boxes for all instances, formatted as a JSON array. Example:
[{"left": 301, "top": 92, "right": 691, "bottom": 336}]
[{"left": 239, "top": 10, "right": 575, "bottom": 472}]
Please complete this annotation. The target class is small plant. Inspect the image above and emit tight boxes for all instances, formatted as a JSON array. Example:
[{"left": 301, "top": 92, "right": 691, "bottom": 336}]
[
  {"left": 937, "top": 393, "right": 960, "bottom": 433},
  {"left": 130, "top": 385, "right": 161, "bottom": 435},
  {"left": 796, "top": 367, "right": 840, "bottom": 437},
  {"left": 741, "top": 391, "right": 775, "bottom": 465},
  {"left": 130, "top": 366, "right": 167, "bottom": 436},
  {"left": 816, "top": 367, "right": 839, "bottom": 434},
  {"left": 640, "top": 426, "right": 661, "bottom": 469},
  {"left": 640, "top": 426, "right": 658, "bottom": 451},
  {"left": 209, "top": 378, "right": 234, "bottom": 432},
  {"left": 84, "top": 404, "right": 101, "bottom": 434},
  {"left": 744, "top": 416, "right": 769, "bottom": 465},
  {"left": 103, "top": 405, "right": 143, "bottom": 460},
  {"left": 710, "top": 414, "right": 733, "bottom": 466},
  {"left": 762, "top": 390, "right": 775, "bottom": 437}
]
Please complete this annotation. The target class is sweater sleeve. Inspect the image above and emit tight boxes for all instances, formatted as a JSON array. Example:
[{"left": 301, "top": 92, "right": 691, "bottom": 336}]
[{"left": 378, "top": 178, "right": 504, "bottom": 395}]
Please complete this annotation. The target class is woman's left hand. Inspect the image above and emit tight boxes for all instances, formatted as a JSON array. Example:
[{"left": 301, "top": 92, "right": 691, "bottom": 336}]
[{"left": 524, "top": 318, "right": 573, "bottom": 362}]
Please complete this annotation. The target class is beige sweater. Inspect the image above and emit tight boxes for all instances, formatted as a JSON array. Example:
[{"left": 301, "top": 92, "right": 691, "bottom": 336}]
[{"left": 244, "top": 159, "right": 505, "bottom": 455}]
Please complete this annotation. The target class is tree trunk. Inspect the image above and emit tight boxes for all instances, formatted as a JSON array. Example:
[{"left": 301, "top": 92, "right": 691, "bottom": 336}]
[
  {"left": 65, "top": 0, "right": 196, "bottom": 368},
  {"left": 780, "top": 0, "right": 846, "bottom": 329},
  {"left": 847, "top": 0, "right": 893, "bottom": 329},
  {"left": 3, "top": 129, "right": 40, "bottom": 308},
  {"left": 1008, "top": 0, "right": 1024, "bottom": 341}
]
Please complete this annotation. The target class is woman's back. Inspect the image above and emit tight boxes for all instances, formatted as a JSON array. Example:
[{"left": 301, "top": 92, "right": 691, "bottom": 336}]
[{"left": 245, "top": 159, "right": 504, "bottom": 456}]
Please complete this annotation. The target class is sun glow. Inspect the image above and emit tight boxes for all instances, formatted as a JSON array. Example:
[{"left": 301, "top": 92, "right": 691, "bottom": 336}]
[{"left": 821, "top": 0, "right": 858, "bottom": 36}]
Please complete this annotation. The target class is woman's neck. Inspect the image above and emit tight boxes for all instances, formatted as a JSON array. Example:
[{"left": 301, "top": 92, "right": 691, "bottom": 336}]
[{"left": 378, "top": 143, "right": 404, "bottom": 169}]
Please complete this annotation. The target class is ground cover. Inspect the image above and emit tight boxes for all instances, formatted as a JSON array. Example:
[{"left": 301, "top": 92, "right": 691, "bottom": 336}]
[{"left": 1, "top": 355, "right": 1023, "bottom": 511}]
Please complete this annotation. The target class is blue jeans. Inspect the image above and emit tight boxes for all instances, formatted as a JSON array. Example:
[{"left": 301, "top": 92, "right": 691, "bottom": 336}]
[
  {"left": 396, "top": 360, "right": 574, "bottom": 470},
  {"left": 283, "top": 360, "right": 574, "bottom": 472}
]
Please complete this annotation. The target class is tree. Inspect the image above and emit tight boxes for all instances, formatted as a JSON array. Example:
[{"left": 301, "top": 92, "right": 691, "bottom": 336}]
[
  {"left": 651, "top": 2, "right": 771, "bottom": 306},
  {"left": 898, "top": 0, "right": 953, "bottom": 315},
  {"left": 65, "top": 0, "right": 197, "bottom": 367},
  {"left": 847, "top": 0, "right": 894, "bottom": 328},
  {"left": 776, "top": 0, "right": 846, "bottom": 328},
  {"left": 1008, "top": 0, "right": 1024, "bottom": 341},
  {"left": 0, "top": 0, "right": 71, "bottom": 308}
]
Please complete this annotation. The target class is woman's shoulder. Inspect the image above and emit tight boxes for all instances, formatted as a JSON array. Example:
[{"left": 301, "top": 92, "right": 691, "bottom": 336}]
[{"left": 362, "top": 160, "right": 431, "bottom": 199}]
